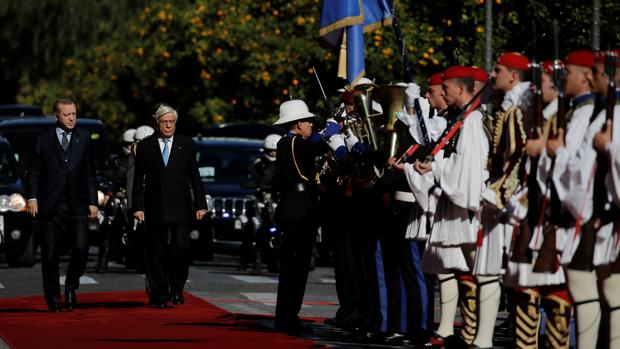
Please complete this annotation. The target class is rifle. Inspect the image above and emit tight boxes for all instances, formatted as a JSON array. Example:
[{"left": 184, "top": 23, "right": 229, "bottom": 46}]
[
  {"left": 604, "top": 50, "right": 617, "bottom": 127},
  {"left": 389, "top": 5, "right": 430, "bottom": 149},
  {"left": 533, "top": 20, "right": 567, "bottom": 273},
  {"left": 510, "top": 20, "right": 544, "bottom": 264}
]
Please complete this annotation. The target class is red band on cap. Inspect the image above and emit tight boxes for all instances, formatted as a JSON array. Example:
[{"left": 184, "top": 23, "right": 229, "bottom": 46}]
[
  {"left": 442, "top": 65, "right": 473, "bottom": 80},
  {"left": 471, "top": 66, "right": 488, "bottom": 82},
  {"left": 565, "top": 50, "right": 595, "bottom": 68},
  {"left": 428, "top": 73, "right": 443, "bottom": 86},
  {"left": 497, "top": 52, "right": 530, "bottom": 71}
]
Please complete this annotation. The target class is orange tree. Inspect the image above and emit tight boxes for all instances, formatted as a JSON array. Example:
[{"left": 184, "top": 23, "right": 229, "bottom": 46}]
[{"left": 15, "top": 0, "right": 619, "bottom": 138}]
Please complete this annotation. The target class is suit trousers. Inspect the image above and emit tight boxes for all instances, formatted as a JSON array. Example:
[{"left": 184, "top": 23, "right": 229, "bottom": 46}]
[
  {"left": 144, "top": 221, "right": 190, "bottom": 303},
  {"left": 40, "top": 199, "right": 89, "bottom": 306},
  {"left": 275, "top": 219, "right": 316, "bottom": 325}
]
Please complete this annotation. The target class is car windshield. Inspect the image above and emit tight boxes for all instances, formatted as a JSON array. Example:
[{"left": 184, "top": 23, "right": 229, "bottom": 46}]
[
  {"left": 0, "top": 143, "right": 18, "bottom": 181},
  {"left": 196, "top": 145, "right": 261, "bottom": 181}
]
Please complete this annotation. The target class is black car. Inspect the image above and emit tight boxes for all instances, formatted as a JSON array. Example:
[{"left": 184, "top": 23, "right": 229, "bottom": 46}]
[
  {"left": 0, "top": 136, "right": 35, "bottom": 266},
  {"left": 191, "top": 137, "right": 263, "bottom": 259},
  {"left": 0, "top": 104, "right": 44, "bottom": 120}
]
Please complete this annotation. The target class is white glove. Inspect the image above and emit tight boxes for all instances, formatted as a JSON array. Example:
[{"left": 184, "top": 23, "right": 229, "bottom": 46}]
[
  {"left": 405, "top": 82, "right": 421, "bottom": 108},
  {"left": 345, "top": 128, "right": 360, "bottom": 151},
  {"left": 328, "top": 133, "right": 346, "bottom": 151}
]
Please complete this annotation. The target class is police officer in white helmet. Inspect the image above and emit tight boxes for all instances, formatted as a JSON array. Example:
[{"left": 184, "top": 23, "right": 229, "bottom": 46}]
[{"left": 241, "top": 133, "right": 283, "bottom": 274}]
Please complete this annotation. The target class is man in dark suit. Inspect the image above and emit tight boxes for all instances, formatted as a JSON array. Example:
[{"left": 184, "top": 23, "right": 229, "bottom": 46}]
[
  {"left": 27, "top": 98, "right": 98, "bottom": 312},
  {"left": 133, "top": 104, "right": 207, "bottom": 308}
]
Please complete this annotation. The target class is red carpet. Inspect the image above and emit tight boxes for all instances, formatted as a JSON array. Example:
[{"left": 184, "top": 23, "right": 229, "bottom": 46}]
[{"left": 0, "top": 291, "right": 322, "bottom": 348}]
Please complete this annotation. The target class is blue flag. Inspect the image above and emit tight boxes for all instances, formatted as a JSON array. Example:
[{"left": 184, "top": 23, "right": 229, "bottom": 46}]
[{"left": 320, "top": 0, "right": 392, "bottom": 85}]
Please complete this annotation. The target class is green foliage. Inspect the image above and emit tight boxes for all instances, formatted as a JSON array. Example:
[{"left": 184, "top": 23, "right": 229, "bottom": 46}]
[{"left": 5, "top": 0, "right": 620, "bottom": 142}]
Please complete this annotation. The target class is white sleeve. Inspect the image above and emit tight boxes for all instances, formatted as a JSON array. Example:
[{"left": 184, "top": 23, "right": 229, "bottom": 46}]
[
  {"left": 405, "top": 163, "right": 435, "bottom": 212},
  {"left": 551, "top": 107, "right": 594, "bottom": 202},
  {"left": 555, "top": 110, "right": 602, "bottom": 221},
  {"left": 607, "top": 143, "right": 620, "bottom": 208},
  {"left": 404, "top": 98, "right": 447, "bottom": 144},
  {"left": 433, "top": 111, "right": 489, "bottom": 211}
]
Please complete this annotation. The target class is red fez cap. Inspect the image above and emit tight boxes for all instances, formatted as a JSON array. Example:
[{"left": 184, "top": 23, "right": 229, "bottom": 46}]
[
  {"left": 565, "top": 50, "right": 595, "bottom": 68},
  {"left": 594, "top": 49, "right": 620, "bottom": 68},
  {"left": 497, "top": 52, "right": 530, "bottom": 71},
  {"left": 428, "top": 73, "right": 443, "bottom": 86},
  {"left": 442, "top": 65, "right": 473, "bottom": 80},
  {"left": 471, "top": 66, "right": 488, "bottom": 82}
]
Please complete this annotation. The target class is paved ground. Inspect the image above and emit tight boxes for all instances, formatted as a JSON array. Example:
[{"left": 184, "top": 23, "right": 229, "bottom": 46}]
[{"left": 0, "top": 248, "right": 515, "bottom": 348}]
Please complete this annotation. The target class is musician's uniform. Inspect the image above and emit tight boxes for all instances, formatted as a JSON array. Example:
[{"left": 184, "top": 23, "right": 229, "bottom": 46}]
[{"left": 272, "top": 100, "right": 329, "bottom": 332}]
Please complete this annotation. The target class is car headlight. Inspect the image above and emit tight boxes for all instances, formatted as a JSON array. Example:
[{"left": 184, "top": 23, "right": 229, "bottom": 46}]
[
  {"left": 205, "top": 194, "right": 213, "bottom": 211},
  {"left": 9, "top": 193, "right": 26, "bottom": 212},
  {"left": 97, "top": 190, "right": 106, "bottom": 206},
  {"left": 0, "top": 195, "right": 10, "bottom": 212}
]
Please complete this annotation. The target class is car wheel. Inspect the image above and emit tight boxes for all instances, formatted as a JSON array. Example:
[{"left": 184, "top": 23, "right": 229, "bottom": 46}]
[{"left": 7, "top": 230, "right": 35, "bottom": 267}]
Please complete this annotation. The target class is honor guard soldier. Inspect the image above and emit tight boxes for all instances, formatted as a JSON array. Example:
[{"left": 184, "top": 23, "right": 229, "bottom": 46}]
[
  {"left": 408, "top": 66, "right": 489, "bottom": 345},
  {"left": 580, "top": 48, "right": 620, "bottom": 349},
  {"left": 545, "top": 50, "right": 599, "bottom": 348}
]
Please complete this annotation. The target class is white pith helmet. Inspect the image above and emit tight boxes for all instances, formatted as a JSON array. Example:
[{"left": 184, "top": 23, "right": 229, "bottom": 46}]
[
  {"left": 134, "top": 125, "right": 155, "bottom": 141},
  {"left": 263, "top": 134, "right": 282, "bottom": 150},
  {"left": 122, "top": 128, "right": 136, "bottom": 143},
  {"left": 273, "top": 99, "right": 315, "bottom": 125}
]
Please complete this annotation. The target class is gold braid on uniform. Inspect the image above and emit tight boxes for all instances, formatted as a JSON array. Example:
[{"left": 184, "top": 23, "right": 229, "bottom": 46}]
[
  {"left": 458, "top": 276, "right": 478, "bottom": 344},
  {"left": 488, "top": 106, "right": 526, "bottom": 209},
  {"left": 541, "top": 294, "right": 572, "bottom": 349},
  {"left": 515, "top": 288, "right": 542, "bottom": 349},
  {"left": 480, "top": 107, "right": 495, "bottom": 150}
]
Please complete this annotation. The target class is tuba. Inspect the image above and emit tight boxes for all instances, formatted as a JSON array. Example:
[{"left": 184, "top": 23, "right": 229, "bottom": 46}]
[
  {"left": 351, "top": 85, "right": 381, "bottom": 151},
  {"left": 375, "top": 85, "right": 407, "bottom": 159}
]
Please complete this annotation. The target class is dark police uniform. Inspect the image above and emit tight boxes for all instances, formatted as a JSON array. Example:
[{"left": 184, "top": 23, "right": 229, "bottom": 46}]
[{"left": 273, "top": 131, "right": 328, "bottom": 331}]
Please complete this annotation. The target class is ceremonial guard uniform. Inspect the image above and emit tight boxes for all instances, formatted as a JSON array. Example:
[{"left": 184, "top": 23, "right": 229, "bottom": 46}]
[
  {"left": 379, "top": 77, "right": 447, "bottom": 345},
  {"left": 407, "top": 66, "right": 489, "bottom": 344},
  {"left": 545, "top": 50, "right": 599, "bottom": 348},
  {"left": 567, "top": 49, "right": 620, "bottom": 349}
]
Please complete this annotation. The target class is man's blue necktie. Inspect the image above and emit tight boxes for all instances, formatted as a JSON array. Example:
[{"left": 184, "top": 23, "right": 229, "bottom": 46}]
[{"left": 162, "top": 139, "right": 170, "bottom": 166}]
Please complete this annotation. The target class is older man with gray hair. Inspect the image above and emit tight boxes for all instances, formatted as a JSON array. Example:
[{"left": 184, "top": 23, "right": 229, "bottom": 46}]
[{"left": 133, "top": 103, "right": 207, "bottom": 308}]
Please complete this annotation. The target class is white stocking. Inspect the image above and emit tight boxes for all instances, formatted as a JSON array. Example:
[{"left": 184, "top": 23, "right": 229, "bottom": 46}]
[
  {"left": 436, "top": 273, "right": 458, "bottom": 337},
  {"left": 603, "top": 273, "right": 620, "bottom": 349},
  {"left": 472, "top": 275, "right": 501, "bottom": 348},
  {"left": 566, "top": 269, "right": 600, "bottom": 349}
]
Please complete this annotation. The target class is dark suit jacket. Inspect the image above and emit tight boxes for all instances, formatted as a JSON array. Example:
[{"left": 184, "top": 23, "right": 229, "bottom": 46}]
[
  {"left": 29, "top": 127, "right": 97, "bottom": 217},
  {"left": 132, "top": 134, "right": 206, "bottom": 223}
]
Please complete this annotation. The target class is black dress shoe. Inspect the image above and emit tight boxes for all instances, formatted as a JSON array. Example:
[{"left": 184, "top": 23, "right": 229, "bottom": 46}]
[
  {"left": 384, "top": 332, "right": 405, "bottom": 345},
  {"left": 65, "top": 290, "right": 77, "bottom": 310},
  {"left": 323, "top": 317, "right": 342, "bottom": 327},
  {"left": 48, "top": 303, "right": 62, "bottom": 312},
  {"left": 150, "top": 300, "right": 168, "bottom": 309},
  {"left": 274, "top": 320, "right": 313, "bottom": 333},
  {"left": 171, "top": 293, "right": 185, "bottom": 305}
]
